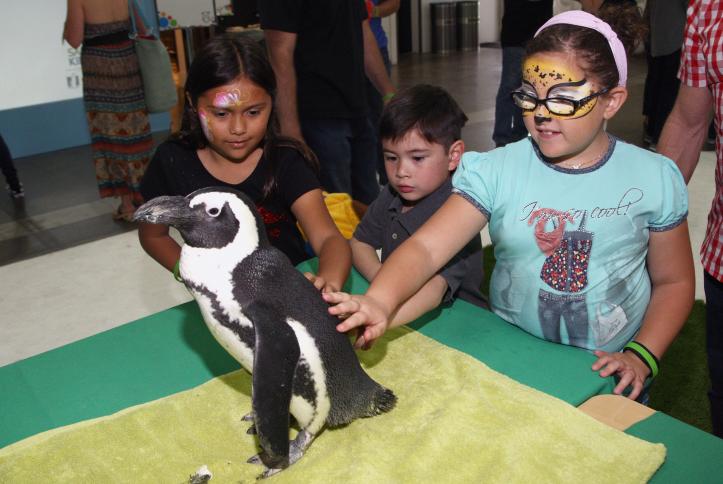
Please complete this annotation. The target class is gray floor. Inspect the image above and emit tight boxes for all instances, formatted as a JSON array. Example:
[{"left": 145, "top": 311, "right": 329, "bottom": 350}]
[{"left": 0, "top": 49, "right": 716, "bottom": 365}]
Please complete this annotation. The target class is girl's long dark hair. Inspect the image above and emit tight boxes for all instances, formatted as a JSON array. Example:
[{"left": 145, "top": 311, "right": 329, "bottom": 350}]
[{"left": 174, "top": 35, "right": 318, "bottom": 199}]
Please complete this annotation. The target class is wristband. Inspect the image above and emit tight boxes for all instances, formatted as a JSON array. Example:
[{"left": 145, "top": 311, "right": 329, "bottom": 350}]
[
  {"left": 382, "top": 92, "right": 396, "bottom": 103},
  {"left": 173, "top": 259, "right": 183, "bottom": 283},
  {"left": 623, "top": 340, "right": 659, "bottom": 379},
  {"left": 372, "top": 6, "right": 380, "bottom": 17}
]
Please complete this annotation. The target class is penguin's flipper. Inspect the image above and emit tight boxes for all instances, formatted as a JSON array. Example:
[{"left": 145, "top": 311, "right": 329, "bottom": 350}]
[{"left": 247, "top": 301, "right": 301, "bottom": 470}]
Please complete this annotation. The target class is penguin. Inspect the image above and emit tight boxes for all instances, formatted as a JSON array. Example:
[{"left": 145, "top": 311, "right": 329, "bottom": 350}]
[{"left": 134, "top": 187, "right": 396, "bottom": 479}]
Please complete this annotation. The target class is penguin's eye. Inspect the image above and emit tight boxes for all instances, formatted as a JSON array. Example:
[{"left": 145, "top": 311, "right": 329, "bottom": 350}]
[{"left": 207, "top": 207, "right": 220, "bottom": 217}]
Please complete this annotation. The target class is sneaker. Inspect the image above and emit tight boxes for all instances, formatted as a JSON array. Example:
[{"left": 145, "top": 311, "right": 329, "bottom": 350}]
[{"left": 7, "top": 182, "right": 24, "bottom": 198}]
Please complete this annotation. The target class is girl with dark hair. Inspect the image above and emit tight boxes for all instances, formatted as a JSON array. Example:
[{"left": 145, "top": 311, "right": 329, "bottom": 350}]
[
  {"left": 326, "top": 11, "right": 694, "bottom": 402},
  {"left": 139, "top": 35, "right": 351, "bottom": 292}
]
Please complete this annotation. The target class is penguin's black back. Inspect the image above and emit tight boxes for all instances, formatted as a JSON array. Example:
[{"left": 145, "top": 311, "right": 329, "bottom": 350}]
[{"left": 231, "top": 247, "right": 392, "bottom": 426}]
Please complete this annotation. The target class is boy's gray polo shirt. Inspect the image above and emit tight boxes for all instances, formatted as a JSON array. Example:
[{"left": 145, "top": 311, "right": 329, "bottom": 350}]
[{"left": 353, "top": 178, "right": 487, "bottom": 308}]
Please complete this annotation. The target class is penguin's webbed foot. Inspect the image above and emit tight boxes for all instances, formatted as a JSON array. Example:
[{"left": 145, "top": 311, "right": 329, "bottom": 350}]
[
  {"left": 288, "top": 429, "right": 314, "bottom": 464},
  {"left": 247, "top": 453, "right": 264, "bottom": 465},
  {"left": 257, "top": 467, "right": 284, "bottom": 480},
  {"left": 248, "top": 452, "right": 287, "bottom": 479},
  {"left": 242, "top": 411, "right": 257, "bottom": 434},
  {"left": 248, "top": 431, "right": 315, "bottom": 478}
]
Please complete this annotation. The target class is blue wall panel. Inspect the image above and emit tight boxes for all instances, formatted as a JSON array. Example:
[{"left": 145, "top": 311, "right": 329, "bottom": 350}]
[{"left": 0, "top": 99, "right": 170, "bottom": 159}]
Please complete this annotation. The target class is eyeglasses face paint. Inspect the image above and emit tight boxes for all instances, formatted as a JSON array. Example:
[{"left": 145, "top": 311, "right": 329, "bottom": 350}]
[{"left": 521, "top": 56, "right": 598, "bottom": 119}]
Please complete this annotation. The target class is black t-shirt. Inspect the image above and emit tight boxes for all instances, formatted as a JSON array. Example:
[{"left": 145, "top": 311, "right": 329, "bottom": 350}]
[
  {"left": 259, "top": 0, "right": 368, "bottom": 119},
  {"left": 500, "top": 0, "right": 553, "bottom": 47},
  {"left": 140, "top": 140, "right": 321, "bottom": 265}
]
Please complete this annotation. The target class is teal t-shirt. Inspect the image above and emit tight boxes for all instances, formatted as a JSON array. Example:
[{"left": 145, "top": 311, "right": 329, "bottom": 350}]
[{"left": 452, "top": 137, "right": 688, "bottom": 352}]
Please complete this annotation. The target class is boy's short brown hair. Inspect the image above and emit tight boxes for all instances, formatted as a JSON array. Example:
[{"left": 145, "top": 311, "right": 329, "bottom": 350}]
[{"left": 379, "top": 84, "right": 468, "bottom": 151}]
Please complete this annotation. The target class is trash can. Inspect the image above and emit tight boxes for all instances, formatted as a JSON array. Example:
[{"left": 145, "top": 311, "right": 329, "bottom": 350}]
[
  {"left": 431, "top": 2, "right": 456, "bottom": 54},
  {"left": 456, "top": 1, "right": 479, "bottom": 51}
]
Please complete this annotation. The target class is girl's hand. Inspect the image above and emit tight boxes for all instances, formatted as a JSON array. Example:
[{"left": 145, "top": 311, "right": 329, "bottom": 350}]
[
  {"left": 592, "top": 350, "right": 651, "bottom": 401},
  {"left": 323, "top": 292, "right": 391, "bottom": 350},
  {"left": 304, "top": 272, "right": 338, "bottom": 293}
]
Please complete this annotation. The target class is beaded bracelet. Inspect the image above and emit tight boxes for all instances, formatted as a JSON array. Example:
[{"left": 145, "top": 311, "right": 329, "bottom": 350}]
[
  {"left": 382, "top": 92, "right": 396, "bottom": 103},
  {"left": 623, "top": 340, "right": 660, "bottom": 379},
  {"left": 173, "top": 259, "right": 183, "bottom": 283}
]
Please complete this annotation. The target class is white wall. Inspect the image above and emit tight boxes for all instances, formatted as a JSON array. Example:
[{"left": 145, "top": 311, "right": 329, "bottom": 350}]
[{"left": 0, "top": 1, "right": 83, "bottom": 110}]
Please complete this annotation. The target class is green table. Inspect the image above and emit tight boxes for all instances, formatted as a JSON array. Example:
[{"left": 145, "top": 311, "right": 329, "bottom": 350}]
[{"left": 1, "top": 264, "right": 721, "bottom": 482}]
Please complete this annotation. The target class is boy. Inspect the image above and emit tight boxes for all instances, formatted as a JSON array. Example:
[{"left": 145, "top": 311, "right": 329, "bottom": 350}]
[{"left": 349, "top": 84, "right": 486, "bottom": 339}]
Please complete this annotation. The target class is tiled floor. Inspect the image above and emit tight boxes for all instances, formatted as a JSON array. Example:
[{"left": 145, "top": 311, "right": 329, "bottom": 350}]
[{"left": 0, "top": 49, "right": 715, "bottom": 366}]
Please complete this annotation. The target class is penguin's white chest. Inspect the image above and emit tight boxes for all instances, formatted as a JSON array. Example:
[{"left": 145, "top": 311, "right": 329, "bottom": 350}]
[{"left": 191, "top": 287, "right": 255, "bottom": 372}]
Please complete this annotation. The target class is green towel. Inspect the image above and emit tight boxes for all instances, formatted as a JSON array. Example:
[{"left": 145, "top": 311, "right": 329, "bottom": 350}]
[{"left": 0, "top": 327, "right": 664, "bottom": 483}]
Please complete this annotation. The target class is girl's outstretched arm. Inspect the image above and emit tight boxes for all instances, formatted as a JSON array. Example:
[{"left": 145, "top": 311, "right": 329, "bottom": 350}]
[
  {"left": 138, "top": 222, "right": 181, "bottom": 272},
  {"left": 293, "top": 189, "right": 351, "bottom": 293},
  {"left": 324, "top": 194, "right": 488, "bottom": 346},
  {"left": 592, "top": 221, "right": 695, "bottom": 399}
]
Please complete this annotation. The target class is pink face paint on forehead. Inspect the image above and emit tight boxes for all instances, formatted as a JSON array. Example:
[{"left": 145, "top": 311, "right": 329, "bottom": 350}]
[{"left": 213, "top": 88, "right": 251, "bottom": 108}]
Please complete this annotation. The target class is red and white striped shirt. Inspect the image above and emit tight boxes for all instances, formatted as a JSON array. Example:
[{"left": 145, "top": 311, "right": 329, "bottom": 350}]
[{"left": 679, "top": 0, "right": 723, "bottom": 282}]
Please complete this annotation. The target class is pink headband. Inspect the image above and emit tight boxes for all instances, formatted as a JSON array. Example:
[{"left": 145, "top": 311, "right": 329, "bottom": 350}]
[{"left": 534, "top": 11, "right": 627, "bottom": 87}]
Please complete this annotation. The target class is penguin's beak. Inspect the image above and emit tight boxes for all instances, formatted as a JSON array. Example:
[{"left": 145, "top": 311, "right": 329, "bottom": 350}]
[{"left": 133, "top": 196, "right": 195, "bottom": 228}]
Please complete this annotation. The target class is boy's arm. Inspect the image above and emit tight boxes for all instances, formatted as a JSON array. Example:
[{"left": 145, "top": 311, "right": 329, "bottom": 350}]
[
  {"left": 592, "top": 222, "right": 695, "bottom": 400},
  {"left": 350, "top": 237, "right": 382, "bottom": 282},
  {"left": 387, "top": 274, "right": 447, "bottom": 328},
  {"left": 138, "top": 222, "right": 182, "bottom": 272}
]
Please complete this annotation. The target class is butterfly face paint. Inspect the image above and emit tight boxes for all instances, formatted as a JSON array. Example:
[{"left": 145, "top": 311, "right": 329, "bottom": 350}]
[
  {"left": 195, "top": 76, "right": 273, "bottom": 165},
  {"left": 198, "top": 109, "right": 213, "bottom": 141},
  {"left": 521, "top": 55, "right": 598, "bottom": 120},
  {"left": 213, "top": 88, "right": 251, "bottom": 108}
]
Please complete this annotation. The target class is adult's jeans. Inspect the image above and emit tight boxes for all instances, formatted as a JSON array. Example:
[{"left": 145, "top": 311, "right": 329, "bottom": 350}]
[
  {"left": 302, "top": 116, "right": 380, "bottom": 205},
  {"left": 705, "top": 270, "right": 723, "bottom": 437},
  {"left": 493, "top": 46, "right": 527, "bottom": 147}
]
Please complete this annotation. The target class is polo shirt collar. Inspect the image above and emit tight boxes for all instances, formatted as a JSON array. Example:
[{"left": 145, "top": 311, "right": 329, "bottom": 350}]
[{"left": 387, "top": 178, "right": 453, "bottom": 232}]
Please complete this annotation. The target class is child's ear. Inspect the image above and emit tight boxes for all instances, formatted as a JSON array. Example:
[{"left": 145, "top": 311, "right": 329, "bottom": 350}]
[
  {"left": 447, "top": 139, "right": 465, "bottom": 171},
  {"left": 602, "top": 86, "right": 627, "bottom": 120}
]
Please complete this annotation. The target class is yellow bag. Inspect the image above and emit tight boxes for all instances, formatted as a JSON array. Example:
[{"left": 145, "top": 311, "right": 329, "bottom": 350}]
[
  {"left": 323, "top": 192, "right": 361, "bottom": 239},
  {"left": 298, "top": 192, "right": 361, "bottom": 241}
]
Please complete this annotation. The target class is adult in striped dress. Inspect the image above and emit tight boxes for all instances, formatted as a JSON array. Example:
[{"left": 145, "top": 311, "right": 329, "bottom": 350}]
[{"left": 64, "top": 0, "right": 153, "bottom": 221}]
